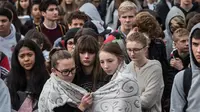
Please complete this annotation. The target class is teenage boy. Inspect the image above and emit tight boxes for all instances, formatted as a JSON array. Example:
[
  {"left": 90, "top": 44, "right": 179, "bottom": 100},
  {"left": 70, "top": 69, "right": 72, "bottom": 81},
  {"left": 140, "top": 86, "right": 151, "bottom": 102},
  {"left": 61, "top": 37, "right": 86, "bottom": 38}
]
[
  {"left": 170, "top": 28, "right": 190, "bottom": 71},
  {"left": 67, "top": 10, "right": 88, "bottom": 29},
  {"left": 38, "top": 0, "right": 66, "bottom": 44},
  {"left": 0, "top": 7, "right": 23, "bottom": 65},
  {"left": 164, "top": 28, "right": 190, "bottom": 111},
  {"left": 170, "top": 23, "right": 200, "bottom": 112}
]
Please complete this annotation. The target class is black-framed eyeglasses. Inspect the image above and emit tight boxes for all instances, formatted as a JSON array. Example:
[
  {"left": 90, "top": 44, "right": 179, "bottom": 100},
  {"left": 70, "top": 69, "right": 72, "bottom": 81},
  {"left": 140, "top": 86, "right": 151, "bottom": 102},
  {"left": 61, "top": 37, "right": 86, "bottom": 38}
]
[
  {"left": 127, "top": 46, "right": 147, "bottom": 53},
  {"left": 54, "top": 67, "right": 76, "bottom": 76}
]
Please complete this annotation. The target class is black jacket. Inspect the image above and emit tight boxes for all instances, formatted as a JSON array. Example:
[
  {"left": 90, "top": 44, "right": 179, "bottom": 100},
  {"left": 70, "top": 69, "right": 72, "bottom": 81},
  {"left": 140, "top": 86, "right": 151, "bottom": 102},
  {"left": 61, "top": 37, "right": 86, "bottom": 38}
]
[
  {"left": 176, "top": 2, "right": 200, "bottom": 16},
  {"left": 54, "top": 103, "right": 82, "bottom": 112},
  {"left": 155, "top": 0, "right": 171, "bottom": 30}
]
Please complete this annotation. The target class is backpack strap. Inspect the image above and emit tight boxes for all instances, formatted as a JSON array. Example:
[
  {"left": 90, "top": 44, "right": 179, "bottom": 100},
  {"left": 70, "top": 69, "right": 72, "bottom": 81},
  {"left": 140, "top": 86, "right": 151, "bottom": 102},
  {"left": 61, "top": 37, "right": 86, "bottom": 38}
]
[
  {"left": 35, "top": 25, "right": 41, "bottom": 32},
  {"left": 58, "top": 24, "right": 66, "bottom": 36},
  {"left": 183, "top": 68, "right": 192, "bottom": 112}
]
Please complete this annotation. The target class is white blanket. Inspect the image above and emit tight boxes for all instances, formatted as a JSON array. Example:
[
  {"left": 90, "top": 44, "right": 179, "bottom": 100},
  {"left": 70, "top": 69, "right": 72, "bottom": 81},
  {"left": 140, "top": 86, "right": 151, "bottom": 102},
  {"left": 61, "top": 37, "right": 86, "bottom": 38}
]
[{"left": 38, "top": 64, "right": 141, "bottom": 112}]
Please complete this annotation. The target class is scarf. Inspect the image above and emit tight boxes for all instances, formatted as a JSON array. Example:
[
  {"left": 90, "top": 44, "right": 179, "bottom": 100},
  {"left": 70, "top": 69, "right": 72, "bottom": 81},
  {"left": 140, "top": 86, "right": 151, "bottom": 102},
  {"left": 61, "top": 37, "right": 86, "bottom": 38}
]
[{"left": 38, "top": 64, "right": 141, "bottom": 112}]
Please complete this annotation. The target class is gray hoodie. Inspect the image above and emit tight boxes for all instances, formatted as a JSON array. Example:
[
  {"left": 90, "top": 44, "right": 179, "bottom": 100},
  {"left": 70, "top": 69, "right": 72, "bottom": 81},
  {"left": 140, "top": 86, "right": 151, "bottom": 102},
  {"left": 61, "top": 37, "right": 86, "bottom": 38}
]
[
  {"left": 170, "top": 23, "right": 200, "bottom": 112},
  {"left": 164, "top": 6, "right": 185, "bottom": 59},
  {"left": 79, "top": 3, "right": 104, "bottom": 25},
  {"left": 0, "top": 79, "right": 11, "bottom": 112}
]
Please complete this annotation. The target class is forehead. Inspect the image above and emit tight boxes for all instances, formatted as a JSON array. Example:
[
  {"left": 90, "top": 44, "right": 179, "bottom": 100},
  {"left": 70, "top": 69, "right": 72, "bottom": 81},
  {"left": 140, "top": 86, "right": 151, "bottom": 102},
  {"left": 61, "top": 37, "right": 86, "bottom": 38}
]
[
  {"left": 99, "top": 51, "right": 118, "bottom": 60},
  {"left": 72, "top": 19, "right": 84, "bottom": 23},
  {"left": 57, "top": 58, "right": 75, "bottom": 68},
  {"left": 32, "top": 4, "right": 39, "bottom": 8},
  {"left": 177, "top": 36, "right": 188, "bottom": 41},
  {"left": 120, "top": 10, "right": 136, "bottom": 17},
  {"left": 47, "top": 4, "right": 57, "bottom": 9},
  {"left": 126, "top": 41, "right": 143, "bottom": 48},
  {"left": 192, "top": 38, "right": 200, "bottom": 43},
  {"left": 0, "top": 15, "right": 9, "bottom": 21},
  {"left": 19, "top": 47, "right": 34, "bottom": 54}
]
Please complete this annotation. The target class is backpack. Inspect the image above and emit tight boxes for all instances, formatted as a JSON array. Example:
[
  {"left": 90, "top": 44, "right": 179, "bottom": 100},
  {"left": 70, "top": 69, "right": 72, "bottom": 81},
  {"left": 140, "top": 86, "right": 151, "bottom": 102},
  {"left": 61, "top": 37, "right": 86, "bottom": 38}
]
[
  {"left": 36, "top": 24, "right": 66, "bottom": 36},
  {"left": 183, "top": 68, "right": 192, "bottom": 112}
]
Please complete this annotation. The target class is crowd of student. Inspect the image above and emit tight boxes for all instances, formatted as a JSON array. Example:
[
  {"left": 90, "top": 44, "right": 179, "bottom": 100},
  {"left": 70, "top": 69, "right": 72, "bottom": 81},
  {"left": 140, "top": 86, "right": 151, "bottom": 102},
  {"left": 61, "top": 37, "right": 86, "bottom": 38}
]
[{"left": 0, "top": 0, "right": 200, "bottom": 112}]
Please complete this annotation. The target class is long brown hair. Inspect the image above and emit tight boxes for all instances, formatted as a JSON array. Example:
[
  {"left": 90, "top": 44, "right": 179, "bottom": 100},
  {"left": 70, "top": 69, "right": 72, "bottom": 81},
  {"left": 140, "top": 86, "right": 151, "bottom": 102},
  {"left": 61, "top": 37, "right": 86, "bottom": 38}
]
[{"left": 73, "top": 35, "right": 104, "bottom": 91}]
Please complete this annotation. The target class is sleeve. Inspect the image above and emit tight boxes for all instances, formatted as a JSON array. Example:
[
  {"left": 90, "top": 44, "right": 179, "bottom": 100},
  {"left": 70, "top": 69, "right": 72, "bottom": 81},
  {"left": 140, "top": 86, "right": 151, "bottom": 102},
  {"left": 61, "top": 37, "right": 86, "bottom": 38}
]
[
  {"left": 170, "top": 70, "right": 186, "bottom": 112},
  {"left": 140, "top": 63, "right": 163, "bottom": 109},
  {"left": 0, "top": 53, "right": 10, "bottom": 80},
  {"left": 0, "top": 79, "right": 11, "bottom": 112}
]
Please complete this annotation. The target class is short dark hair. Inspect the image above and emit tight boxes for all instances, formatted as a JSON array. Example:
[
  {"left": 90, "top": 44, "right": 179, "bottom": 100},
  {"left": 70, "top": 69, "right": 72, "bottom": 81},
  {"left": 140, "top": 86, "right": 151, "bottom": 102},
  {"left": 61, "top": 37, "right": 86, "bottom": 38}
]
[
  {"left": 67, "top": 10, "right": 88, "bottom": 25},
  {"left": 25, "top": 29, "right": 52, "bottom": 51},
  {"left": 0, "top": 7, "right": 13, "bottom": 21},
  {"left": 192, "top": 29, "right": 200, "bottom": 39},
  {"left": 39, "top": 0, "right": 58, "bottom": 12}
]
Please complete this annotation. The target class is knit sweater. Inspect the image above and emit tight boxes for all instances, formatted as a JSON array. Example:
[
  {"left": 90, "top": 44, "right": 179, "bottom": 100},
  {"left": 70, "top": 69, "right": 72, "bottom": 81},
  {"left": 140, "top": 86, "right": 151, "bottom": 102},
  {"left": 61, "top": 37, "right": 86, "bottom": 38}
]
[{"left": 127, "top": 60, "right": 164, "bottom": 112}]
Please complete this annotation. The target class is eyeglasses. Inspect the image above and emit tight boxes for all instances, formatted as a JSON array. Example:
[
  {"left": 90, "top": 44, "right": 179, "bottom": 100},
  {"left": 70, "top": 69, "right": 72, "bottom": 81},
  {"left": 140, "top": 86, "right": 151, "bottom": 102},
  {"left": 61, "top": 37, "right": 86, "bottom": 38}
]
[
  {"left": 54, "top": 67, "right": 76, "bottom": 76},
  {"left": 67, "top": 41, "right": 74, "bottom": 45},
  {"left": 127, "top": 46, "right": 146, "bottom": 53}
]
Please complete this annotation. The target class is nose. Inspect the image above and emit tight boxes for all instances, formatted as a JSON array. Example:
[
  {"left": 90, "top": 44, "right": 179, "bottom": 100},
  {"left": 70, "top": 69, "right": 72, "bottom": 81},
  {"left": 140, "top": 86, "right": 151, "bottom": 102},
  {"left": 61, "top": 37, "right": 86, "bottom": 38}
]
[
  {"left": 197, "top": 46, "right": 200, "bottom": 53},
  {"left": 126, "top": 17, "right": 130, "bottom": 22},
  {"left": 0, "top": 21, "right": 3, "bottom": 26},
  {"left": 84, "top": 52, "right": 89, "bottom": 59},
  {"left": 24, "top": 56, "right": 29, "bottom": 61},
  {"left": 54, "top": 9, "right": 58, "bottom": 15},
  {"left": 186, "top": 40, "right": 189, "bottom": 46},
  {"left": 103, "top": 62, "right": 108, "bottom": 69}
]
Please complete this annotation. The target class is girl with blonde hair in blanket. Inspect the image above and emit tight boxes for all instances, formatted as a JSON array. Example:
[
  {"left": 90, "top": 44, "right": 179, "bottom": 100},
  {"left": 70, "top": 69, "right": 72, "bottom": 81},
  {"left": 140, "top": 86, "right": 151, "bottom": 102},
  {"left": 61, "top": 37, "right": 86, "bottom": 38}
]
[{"left": 96, "top": 42, "right": 141, "bottom": 112}]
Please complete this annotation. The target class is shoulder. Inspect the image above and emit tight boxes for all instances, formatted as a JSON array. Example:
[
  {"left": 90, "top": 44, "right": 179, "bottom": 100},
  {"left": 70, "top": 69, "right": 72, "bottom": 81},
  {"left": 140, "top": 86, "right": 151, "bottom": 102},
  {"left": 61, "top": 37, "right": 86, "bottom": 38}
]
[
  {"left": 174, "top": 70, "right": 185, "bottom": 86},
  {"left": 147, "top": 60, "right": 162, "bottom": 68}
]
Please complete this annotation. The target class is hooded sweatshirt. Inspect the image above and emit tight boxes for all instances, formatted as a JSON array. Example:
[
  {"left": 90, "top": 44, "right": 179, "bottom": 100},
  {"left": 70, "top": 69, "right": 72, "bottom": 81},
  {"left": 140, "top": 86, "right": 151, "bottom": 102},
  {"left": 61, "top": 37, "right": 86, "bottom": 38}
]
[
  {"left": 127, "top": 60, "right": 164, "bottom": 112},
  {"left": 0, "top": 24, "right": 18, "bottom": 66},
  {"left": 164, "top": 6, "right": 185, "bottom": 59},
  {"left": 170, "top": 23, "right": 200, "bottom": 112},
  {"left": 79, "top": 3, "right": 104, "bottom": 25},
  {"left": 0, "top": 79, "right": 11, "bottom": 112}
]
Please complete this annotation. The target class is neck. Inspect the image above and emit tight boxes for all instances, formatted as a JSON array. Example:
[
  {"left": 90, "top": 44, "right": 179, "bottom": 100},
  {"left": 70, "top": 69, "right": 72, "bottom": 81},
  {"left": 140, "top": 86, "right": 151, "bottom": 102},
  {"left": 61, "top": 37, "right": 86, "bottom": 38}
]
[
  {"left": 25, "top": 70, "right": 31, "bottom": 80},
  {"left": 43, "top": 19, "right": 57, "bottom": 29},
  {"left": 0, "top": 29, "right": 11, "bottom": 37},
  {"left": 178, "top": 50, "right": 189, "bottom": 58},
  {"left": 33, "top": 18, "right": 41, "bottom": 25},
  {"left": 134, "top": 57, "right": 148, "bottom": 69},
  {"left": 180, "top": 3, "right": 193, "bottom": 10},
  {"left": 83, "top": 66, "right": 94, "bottom": 75},
  {"left": 120, "top": 26, "right": 130, "bottom": 36}
]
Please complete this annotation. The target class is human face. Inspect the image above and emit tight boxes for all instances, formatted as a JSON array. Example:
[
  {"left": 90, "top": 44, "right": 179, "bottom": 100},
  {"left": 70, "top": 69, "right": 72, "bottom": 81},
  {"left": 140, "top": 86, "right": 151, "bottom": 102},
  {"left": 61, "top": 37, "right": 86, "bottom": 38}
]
[
  {"left": 192, "top": 38, "right": 200, "bottom": 63},
  {"left": 42, "top": 5, "right": 58, "bottom": 21},
  {"left": 66, "top": 38, "right": 74, "bottom": 53},
  {"left": 175, "top": 36, "right": 189, "bottom": 54},
  {"left": 92, "top": 0, "right": 100, "bottom": 7},
  {"left": 181, "top": 0, "right": 192, "bottom": 5},
  {"left": 20, "top": 0, "right": 29, "bottom": 10},
  {"left": 79, "top": 52, "right": 96, "bottom": 67},
  {"left": 99, "top": 51, "right": 120, "bottom": 75},
  {"left": 31, "top": 4, "right": 41, "bottom": 19},
  {"left": 119, "top": 10, "right": 136, "bottom": 32},
  {"left": 68, "top": 18, "right": 84, "bottom": 29},
  {"left": 0, "top": 16, "right": 11, "bottom": 37},
  {"left": 65, "top": 0, "right": 73, "bottom": 4},
  {"left": 53, "top": 58, "right": 76, "bottom": 82},
  {"left": 18, "top": 47, "right": 35, "bottom": 71},
  {"left": 126, "top": 41, "right": 147, "bottom": 61}
]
